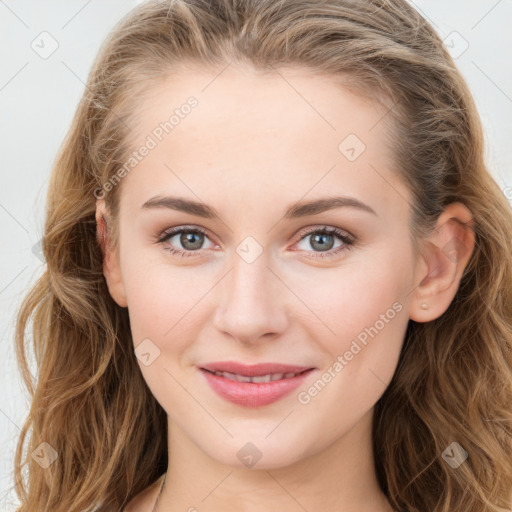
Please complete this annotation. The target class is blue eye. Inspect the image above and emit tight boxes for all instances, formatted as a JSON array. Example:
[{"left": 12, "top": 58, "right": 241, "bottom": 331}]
[
  {"left": 295, "top": 226, "right": 354, "bottom": 258},
  {"left": 156, "top": 225, "right": 354, "bottom": 259},
  {"left": 157, "top": 226, "right": 214, "bottom": 258}
]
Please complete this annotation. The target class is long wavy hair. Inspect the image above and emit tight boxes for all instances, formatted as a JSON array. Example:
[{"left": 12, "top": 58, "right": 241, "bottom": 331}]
[{"left": 13, "top": 0, "right": 512, "bottom": 510}]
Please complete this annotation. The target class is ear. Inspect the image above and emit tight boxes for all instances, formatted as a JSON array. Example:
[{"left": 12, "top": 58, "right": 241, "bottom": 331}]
[
  {"left": 95, "top": 199, "right": 127, "bottom": 308},
  {"left": 409, "top": 202, "right": 475, "bottom": 322}
]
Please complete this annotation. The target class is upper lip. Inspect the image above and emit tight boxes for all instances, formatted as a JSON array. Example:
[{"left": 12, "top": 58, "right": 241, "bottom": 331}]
[{"left": 200, "top": 361, "right": 314, "bottom": 377}]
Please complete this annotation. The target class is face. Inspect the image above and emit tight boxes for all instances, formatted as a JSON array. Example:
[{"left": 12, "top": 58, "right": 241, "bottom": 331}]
[{"left": 103, "top": 64, "right": 419, "bottom": 469}]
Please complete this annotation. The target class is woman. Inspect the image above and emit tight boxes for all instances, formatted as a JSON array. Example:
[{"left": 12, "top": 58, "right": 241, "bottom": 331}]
[{"left": 13, "top": 0, "right": 512, "bottom": 511}]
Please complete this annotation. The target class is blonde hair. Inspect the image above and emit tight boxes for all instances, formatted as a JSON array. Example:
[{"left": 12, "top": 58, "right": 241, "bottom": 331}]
[{"left": 13, "top": 0, "right": 512, "bottom": 511}]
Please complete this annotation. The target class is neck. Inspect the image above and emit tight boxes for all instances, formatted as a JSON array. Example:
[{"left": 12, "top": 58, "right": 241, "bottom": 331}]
[{"left": 158, "top": 408, "right": 393, "bottom": 512}]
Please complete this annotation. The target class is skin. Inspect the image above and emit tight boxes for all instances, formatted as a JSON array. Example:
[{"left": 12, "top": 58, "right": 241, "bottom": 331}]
[{"left": 96, "top": 63, "right": 475, "bottom": 512}]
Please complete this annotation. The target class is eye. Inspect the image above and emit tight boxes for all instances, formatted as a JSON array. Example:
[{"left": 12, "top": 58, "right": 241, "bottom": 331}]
[
  {"left": 293, "top": 225, "right": 354, "bottom": 259},
  {"left": 156, "top": 226, "right": 216, "bottom": 258},
  {"left": 156, "top": 225, "right": 355, "bottom": 259}
]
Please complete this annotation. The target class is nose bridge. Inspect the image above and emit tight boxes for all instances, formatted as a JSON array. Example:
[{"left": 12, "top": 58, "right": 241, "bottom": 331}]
[{"left": 212, "top": 245, "right": 288, "bottom": 343}]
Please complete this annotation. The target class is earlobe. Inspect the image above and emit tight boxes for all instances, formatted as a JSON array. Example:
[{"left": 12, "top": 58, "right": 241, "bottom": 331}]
[
  {"left": 410, "top": 202, "right": 475, "bottom": 322},
  {"left": 95, "top": 199, "right": 128, "bottom": 308}
]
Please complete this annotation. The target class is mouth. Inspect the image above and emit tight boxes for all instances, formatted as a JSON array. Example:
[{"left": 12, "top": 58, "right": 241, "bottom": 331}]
[{"left": 198, "top": 361, "right": 316, "bottom": 407}]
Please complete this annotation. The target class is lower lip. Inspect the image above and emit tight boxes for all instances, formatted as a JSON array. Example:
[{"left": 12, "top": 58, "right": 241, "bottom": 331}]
[{"left": 199, "top": 368, "right": 315, "bottom": 407}]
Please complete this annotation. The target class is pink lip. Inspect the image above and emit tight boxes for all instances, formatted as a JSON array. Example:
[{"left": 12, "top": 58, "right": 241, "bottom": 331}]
[{"left": 198, "top": 361, "right": 316, "bottom": 408}]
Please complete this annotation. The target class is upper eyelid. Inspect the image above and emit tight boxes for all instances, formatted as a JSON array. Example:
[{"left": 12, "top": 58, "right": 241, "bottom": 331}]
[{"left": 296, "top": 225, "right": 353, "bottom": 240}]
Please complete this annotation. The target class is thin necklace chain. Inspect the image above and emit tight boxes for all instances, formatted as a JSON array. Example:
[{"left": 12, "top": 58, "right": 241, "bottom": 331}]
[{"left": 151, "top": 472, "right": 167, "bottom": 512}]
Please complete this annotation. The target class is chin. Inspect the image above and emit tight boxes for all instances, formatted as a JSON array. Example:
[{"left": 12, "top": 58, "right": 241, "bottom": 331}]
[{"left": 204, "top": 439, "right": 309, "bottom": 471}]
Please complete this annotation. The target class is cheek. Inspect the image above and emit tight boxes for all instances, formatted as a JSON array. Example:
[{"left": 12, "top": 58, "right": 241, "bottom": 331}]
[
  {"left": 292, "top": 252, "right": 410, "bottom": 429},
  {"left": 297, "top": 256, "right": 406, "bottom": 327},
  {"left": 120, "top": 246, "right": 176, "bottom": 341},
  {"left": 120, "top": 246, "right": 212, "bottom": 352}
]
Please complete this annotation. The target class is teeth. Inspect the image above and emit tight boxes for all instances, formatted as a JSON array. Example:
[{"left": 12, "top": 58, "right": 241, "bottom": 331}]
[
  {"left": 251, "top": 374, "right": 271, "bottom": 383},
  {"left": 234, "top": 373, "right": 252, "bottom": 383},
  {"left": 211, "top": 370, "right": 300, "bottom": 383}
]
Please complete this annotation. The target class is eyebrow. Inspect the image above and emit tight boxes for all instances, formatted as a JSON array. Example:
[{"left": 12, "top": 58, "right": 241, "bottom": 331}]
[{"left": 141, "top": 195, "right": 378, "bottom": 219}]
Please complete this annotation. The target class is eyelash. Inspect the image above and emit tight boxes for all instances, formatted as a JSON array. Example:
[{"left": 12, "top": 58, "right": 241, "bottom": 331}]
[{"left": 156, "top": 225, "right": 355, "bottom": 259}]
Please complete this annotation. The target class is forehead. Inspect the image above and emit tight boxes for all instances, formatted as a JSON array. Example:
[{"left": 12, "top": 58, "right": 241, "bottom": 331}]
[
  {"left": 119, "top": 64, "right": 410, "bottom": 222},
  {"left": 130, "top": 63, "right": 389, "bottom": 150}
]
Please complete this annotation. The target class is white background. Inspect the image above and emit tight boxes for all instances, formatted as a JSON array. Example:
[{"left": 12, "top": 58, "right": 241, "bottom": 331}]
[{"left": 1, "top": 1, "right": 511, "bottom": 509}]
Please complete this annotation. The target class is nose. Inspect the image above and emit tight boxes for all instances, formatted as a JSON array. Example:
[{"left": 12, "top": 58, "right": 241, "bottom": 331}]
[{"left": 212, "top": 251, "right": 289, "bottom": 346}]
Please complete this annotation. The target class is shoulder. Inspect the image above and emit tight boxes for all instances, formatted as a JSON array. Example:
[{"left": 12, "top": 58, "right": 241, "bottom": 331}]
[{"left": 123, "top": 474, "right": 165, "bottom": 512}]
